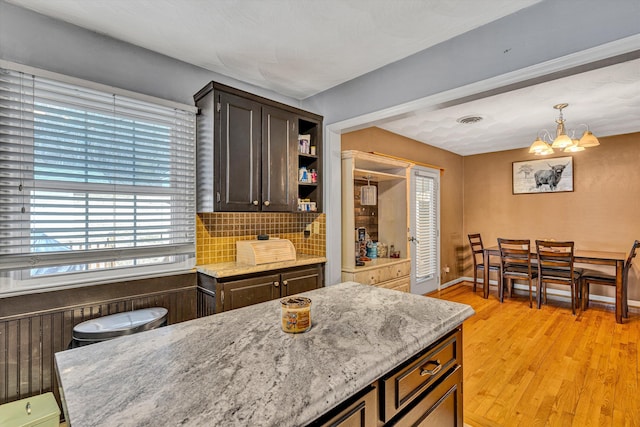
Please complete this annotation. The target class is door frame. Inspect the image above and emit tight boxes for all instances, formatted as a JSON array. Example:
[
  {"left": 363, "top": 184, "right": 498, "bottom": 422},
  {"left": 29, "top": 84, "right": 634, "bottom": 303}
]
[{"left": 409, "top": 166, "right": 440, "bottom": 295}]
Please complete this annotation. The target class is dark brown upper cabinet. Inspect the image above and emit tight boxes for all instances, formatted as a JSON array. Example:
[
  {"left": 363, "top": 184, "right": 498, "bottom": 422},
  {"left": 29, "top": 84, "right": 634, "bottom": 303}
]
[{"left": 194, "top": 82, "right": 323, "bottom": 212}]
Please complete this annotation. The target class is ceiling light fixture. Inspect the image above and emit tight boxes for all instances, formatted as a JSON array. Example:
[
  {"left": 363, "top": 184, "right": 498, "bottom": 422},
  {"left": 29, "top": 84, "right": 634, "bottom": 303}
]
[{"left": 528, "top": 103, "right": 600, "bottom": 156}]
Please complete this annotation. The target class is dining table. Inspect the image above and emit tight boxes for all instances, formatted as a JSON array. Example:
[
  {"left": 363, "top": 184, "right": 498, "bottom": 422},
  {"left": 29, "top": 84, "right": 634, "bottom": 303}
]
[{"left": 482, "top": 245, "right": 627, "bottom": 323}]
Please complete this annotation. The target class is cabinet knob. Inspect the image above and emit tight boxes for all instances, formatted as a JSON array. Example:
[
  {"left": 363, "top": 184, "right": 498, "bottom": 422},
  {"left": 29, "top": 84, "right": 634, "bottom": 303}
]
[
  {"left": 282, "top": 280, "right": 288, "bottom": 286},
  {"left": 252, "top": 200, "right": 259, "bottom": 206},
  {"left": 263, "top": 200, "right": 270, "bottom": 207},
  {"left": 274, "top": 281, "right": 280, "bottom": 287}
]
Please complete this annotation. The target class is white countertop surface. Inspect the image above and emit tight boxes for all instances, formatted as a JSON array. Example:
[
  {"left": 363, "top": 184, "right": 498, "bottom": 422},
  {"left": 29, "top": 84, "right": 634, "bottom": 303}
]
[{"left": 55, "top": 282, "right": 474, "bottom": 426}]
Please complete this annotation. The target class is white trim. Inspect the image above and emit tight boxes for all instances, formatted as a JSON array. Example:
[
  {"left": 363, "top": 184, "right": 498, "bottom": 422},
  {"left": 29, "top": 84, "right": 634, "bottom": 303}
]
[
  {"left": 323, "top": 35, "right": 640, "bottom": 287},
  {"left": 439, "top": 277, "right": 467, "bottom": 290},
  {"left": 0, "top": 59, "right": 198, "bottom": 113}
]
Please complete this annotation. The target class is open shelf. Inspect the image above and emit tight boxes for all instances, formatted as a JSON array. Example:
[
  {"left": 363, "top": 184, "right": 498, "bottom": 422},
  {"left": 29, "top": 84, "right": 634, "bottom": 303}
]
[{"left": 354, "top": 168, "right": 406, "bottom": 182}]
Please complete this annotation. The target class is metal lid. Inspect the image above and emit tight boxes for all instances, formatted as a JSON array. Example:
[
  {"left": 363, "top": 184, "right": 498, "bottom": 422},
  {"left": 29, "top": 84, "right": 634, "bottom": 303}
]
[
  {"left": 72, "top": 307, "right": 168, "bottom": 341},
  {"left": 280, "top": 296, "right": 311, "bottom": 308}
]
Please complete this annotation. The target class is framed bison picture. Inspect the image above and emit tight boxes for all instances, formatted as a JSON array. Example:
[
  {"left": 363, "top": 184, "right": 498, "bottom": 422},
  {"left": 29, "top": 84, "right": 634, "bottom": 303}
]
[{"left": 512, "top": 156, "right": 573, "bottom": 194}]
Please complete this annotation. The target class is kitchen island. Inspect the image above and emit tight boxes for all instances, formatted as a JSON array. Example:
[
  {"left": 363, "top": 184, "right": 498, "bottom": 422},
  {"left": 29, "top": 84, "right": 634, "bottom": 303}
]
[{"left": 55, "top": 282, "right": 474, "bottom": 426}]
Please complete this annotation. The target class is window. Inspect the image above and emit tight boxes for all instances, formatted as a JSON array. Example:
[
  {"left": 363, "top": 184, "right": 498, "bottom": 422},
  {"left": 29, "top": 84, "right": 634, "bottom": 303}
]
[{"left": 0, "top": 65, "right": 196, "bottom": 294}]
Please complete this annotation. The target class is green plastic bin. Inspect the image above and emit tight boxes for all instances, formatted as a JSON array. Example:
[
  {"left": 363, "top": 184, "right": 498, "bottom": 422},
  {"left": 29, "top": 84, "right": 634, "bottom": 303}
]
[{"left": 0, "top": 392, "right": 60, "bottom": 427}]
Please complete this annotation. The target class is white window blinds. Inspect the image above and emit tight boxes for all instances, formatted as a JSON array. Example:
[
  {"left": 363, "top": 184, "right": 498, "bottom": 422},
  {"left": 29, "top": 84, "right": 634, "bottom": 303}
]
[
  {"left": 0, "top": 66, "right": 196, "bottom": 293},
  {"left": 415, "top": 171, "right": 438, "bottom": 279}
]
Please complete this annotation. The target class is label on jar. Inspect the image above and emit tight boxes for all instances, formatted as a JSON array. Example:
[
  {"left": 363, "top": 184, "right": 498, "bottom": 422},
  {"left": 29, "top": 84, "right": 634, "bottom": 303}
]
[{"left": 281, "top": 297, "right": 312, "bottom": 333}]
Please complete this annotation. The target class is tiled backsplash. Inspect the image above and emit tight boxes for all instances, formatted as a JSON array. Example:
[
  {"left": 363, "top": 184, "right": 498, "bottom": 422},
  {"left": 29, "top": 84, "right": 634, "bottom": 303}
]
[{"left": 196, "top": 212, "right": 326, "bottom": 265}]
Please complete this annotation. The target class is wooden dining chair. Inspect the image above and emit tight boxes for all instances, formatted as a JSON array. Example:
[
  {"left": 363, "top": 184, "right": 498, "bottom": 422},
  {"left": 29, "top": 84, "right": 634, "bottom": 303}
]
[
  {"left": 497, "top": 238, "right": 538, "bottom": 307},
  {"left": 580, "top": 240, "right": 639, "bottom": 316},
  {"left": 535, "top": 240, "right": 582, "bottom": 314},
  {"left": 468, "top": 233, "right": 500, "bottom": 293}
]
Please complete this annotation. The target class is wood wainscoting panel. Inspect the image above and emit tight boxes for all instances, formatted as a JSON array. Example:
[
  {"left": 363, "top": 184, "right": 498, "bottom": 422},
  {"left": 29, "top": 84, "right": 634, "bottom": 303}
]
[{"left": 0, "top": 273, "right": 196, "bottom": 412}]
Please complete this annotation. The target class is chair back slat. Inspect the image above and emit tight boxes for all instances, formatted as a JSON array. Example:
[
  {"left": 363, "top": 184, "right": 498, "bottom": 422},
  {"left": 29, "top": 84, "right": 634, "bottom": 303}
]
[
  {"left": 498, "top": 238, "right": 532, "bottom": 267},
  {"left": 536, "top": 240, "right": 574, "bottom": 270},
  {"left": 468, "top": 233, "right": 484, "bottom": 265}
]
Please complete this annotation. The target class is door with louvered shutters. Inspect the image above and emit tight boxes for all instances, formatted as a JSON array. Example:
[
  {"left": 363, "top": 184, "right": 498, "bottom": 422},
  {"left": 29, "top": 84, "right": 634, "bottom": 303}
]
[{"left": 409, "top": 166, "right": 440, "bottom": 294}]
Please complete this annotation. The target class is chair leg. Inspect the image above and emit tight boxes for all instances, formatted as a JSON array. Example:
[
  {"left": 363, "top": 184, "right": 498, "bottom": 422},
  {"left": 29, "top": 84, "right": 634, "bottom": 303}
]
[
  {"left": 623, "top": 278, "right": 629, "bottom": 318},
  {"left": 528, "top": 278, "right": 533, "bottom": 308},
  {"left": 473, "top": 268, "right": 477, "bottom": 292},
  {"left": 499, "top": 276, "right": 504, "bottom": 303},
  {"left": 581, "top": 279, "right": 589, "bottom": 311},
  {"left": 571, "top": 282, "right": 576, "bottom": 315},
  {"left": 536, "top": 280, "right": 543, "bottom": 309}
]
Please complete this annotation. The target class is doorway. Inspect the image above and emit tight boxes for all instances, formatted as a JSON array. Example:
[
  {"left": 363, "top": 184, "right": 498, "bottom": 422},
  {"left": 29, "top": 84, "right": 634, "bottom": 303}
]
[{"left": 409, "top": 166, "right": 440, "bottom": 295}]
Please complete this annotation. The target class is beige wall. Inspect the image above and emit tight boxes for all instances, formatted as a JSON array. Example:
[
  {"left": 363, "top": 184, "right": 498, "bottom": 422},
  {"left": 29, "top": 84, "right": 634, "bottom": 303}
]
[
  {"left": 464, "top": 132, "right": 640, "bottom": 300},
  {"left": 342, "top": 127, "right": 465, "bottom": 284},
  {"left": 342, "top": 128, "right": 640, "bottom": 303}
]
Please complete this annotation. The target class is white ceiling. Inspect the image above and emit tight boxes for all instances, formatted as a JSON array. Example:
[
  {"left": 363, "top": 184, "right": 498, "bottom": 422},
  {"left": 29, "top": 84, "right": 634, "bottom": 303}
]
[
  {"left": 7, "top": 0, "right": 640, "bottom": 155},
  {"left": 7, "top": 0, "right": 541, "bottom": 99},
  {"left": 378, "top": 59, "right": 640, "bottom": 155}
]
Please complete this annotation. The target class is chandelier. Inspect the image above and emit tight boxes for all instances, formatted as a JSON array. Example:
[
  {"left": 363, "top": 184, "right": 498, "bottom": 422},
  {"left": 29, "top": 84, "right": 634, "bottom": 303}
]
[{"left": 528, "top": 103, "right": 600, "bottom": 155}]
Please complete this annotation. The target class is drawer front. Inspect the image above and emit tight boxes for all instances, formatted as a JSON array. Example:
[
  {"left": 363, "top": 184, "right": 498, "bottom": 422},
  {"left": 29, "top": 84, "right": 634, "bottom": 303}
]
[
  {"left": 352, "top": 269, "right": 380, "bottom": 285},
  {"left": 393, "top": 366, "right": 463, "bottom": 427},
  {"left": 381, "top": 328, "right": 461, "bottom": 422},
  {"left": 313, "top": 384, "right": 378, "bottom": 427},
  {"left": 377, "top": 277, "right": 410, "bottom": 293},
  {"left": 378, "top": 261, "right": 411, "bottom": 283}
]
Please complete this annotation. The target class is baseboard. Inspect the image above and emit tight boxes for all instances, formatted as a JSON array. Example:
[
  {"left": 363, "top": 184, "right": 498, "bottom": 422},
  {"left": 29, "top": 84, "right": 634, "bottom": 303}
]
[
  {"left": 458, "top": 276, "right": 640, "bottom": 308},
  {"left": 439, "top": 277, "right": 467, "bottom": 290}
]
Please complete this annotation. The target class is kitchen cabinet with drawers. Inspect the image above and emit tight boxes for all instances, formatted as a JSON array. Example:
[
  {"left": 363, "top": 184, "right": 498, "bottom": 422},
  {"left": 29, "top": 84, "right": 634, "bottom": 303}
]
[
  {"left": 341, "top": 258, "right": 411, "bottom": 292},
  {"left": 194, "top": 81, "right": 323, "bottom": 213},
  {"left": 311, "top": 326, "right": 463, "bottom": 427},
  {"left": 197, "top": 263, "right": 323, "bottom": 316},
  {"left": 341, "top": 151, "right": 413, "bottom": 292}
]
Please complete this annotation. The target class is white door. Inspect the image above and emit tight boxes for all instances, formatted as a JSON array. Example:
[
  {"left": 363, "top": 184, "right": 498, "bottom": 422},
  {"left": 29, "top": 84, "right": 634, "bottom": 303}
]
[{"left": 409, "top": 166, "right": 440, "bottom": 295}]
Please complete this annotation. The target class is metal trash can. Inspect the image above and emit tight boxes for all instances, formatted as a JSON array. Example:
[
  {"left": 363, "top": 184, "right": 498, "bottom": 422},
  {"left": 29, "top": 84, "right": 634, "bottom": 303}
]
[
  {"left": 0, "top": 392, "right": 60, "bottom": 427},
  {"left": 70, "top": 307, "right": 168, "bottom": 348}
]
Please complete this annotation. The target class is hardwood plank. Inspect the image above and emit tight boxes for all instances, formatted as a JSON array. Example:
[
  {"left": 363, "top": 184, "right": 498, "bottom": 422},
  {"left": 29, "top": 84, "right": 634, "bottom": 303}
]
[{"left": 429, "top": 282, "right": 640, "bottom": 427}]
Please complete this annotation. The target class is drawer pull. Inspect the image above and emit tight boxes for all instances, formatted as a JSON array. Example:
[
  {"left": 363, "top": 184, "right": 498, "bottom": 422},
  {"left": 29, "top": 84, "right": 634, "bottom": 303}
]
[
  {"left": 419, "top": 360, "right": 442, "bottom": 377},
  {"left": 274, "top": 281, "right": 280, "bottom": 288}
]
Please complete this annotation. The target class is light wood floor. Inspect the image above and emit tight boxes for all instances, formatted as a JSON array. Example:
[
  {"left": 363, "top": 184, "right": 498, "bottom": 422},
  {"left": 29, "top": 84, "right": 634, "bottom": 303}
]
[{"left": 430, "top": 283, "right": 640, "bottom": 427}]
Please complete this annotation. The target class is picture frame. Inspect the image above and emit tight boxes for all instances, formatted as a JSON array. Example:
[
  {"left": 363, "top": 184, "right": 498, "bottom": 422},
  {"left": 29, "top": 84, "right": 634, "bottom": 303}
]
[{"left": 512, "top": 156, "right": 573, "bottom": 194}]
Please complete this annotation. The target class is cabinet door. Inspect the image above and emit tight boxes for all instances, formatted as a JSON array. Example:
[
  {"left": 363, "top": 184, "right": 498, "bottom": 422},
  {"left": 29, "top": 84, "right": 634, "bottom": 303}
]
[
  {"left": 262, "top": 106, "right": 297, "bottom": 211},
  {"left": 221, "top": 274, "right": 280, "bottom": 311},
  {"left": 281, "top": 266, "right": 322, "bottom": 296},
  {"left": 217, "top": 91, "right": 261, "bottom": 211}
]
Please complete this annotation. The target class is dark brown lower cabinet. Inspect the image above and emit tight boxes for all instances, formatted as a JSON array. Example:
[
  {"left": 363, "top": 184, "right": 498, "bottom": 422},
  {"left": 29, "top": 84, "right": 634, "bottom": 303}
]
[
  {"left": 197, "top": 263, "right": 324, "bottom": 315},
  {"left": 309, "top": 326, "right": 463, "bottom": 427}
]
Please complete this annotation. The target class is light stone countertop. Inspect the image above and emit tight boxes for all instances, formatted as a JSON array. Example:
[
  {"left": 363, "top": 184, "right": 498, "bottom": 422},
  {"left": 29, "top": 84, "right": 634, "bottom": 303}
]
[
  {"left": 197, "top": 253, "right": 327, "bottom": 278},
  {"left": 55, "top": 282, "right": 474, "bottom": 427},
  {"left": 341, "top": 256, "right": 410, "bottom": 273}
]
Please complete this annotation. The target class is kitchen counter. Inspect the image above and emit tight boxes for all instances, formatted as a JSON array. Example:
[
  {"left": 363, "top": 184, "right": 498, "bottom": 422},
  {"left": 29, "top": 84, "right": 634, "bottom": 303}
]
[
  {"left": 55, "top": 281, "right": 474, "bottom": 426},
  {"left": 197, "top": 253, "right": 326, "bottom": 278}
]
